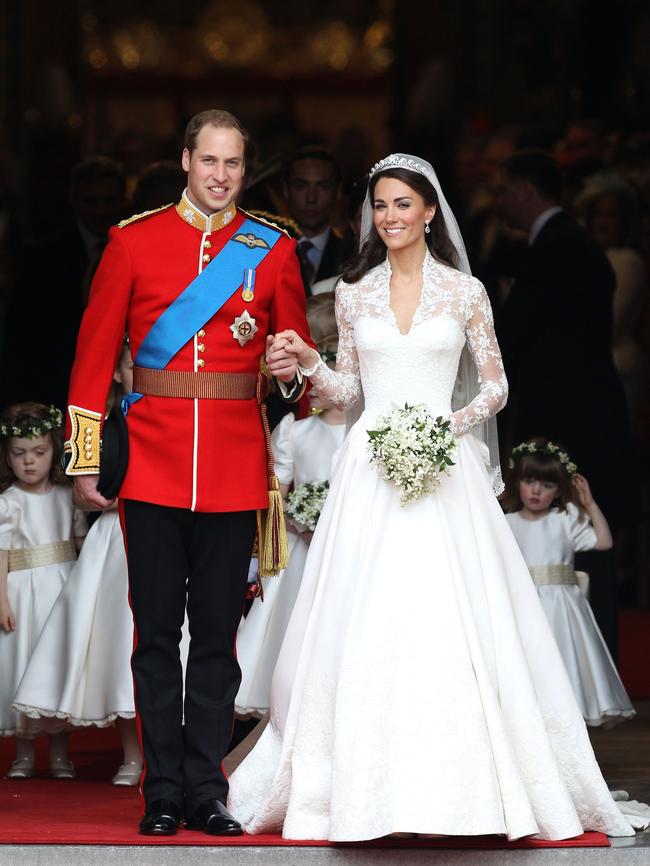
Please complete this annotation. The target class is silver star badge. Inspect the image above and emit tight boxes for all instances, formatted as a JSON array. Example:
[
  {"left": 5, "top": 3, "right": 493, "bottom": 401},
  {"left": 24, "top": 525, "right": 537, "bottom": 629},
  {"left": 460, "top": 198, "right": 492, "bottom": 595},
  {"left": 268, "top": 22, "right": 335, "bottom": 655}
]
[
  {"left": 182, "top": 207, "right": 196, "bottom": 223},
  {"left": 230, "top": 309, "right": 258, "bottom": 347}
]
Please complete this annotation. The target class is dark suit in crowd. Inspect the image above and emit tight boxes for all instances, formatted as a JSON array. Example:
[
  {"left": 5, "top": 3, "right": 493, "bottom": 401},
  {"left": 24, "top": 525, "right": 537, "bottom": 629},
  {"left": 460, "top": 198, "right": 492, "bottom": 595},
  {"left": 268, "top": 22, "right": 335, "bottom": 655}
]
[
  {"left": 1, "top": 155, "right": 127, "bottom": 412},
  {"left": 2, "top": 224, "right": 91, "bottom": 410},
  {"left": 313, "top": 229, "right": 353, "bottom": 285},
  {"left": 496, "top": 210, "right": 639, "bottom": 657}
]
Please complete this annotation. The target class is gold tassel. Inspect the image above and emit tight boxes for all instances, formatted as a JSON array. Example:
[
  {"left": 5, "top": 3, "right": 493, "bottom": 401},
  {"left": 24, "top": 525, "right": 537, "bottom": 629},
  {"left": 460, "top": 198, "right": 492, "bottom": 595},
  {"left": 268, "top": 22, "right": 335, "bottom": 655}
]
[{"left": 259, "top": 475, "right": 289, "bottom": 577}]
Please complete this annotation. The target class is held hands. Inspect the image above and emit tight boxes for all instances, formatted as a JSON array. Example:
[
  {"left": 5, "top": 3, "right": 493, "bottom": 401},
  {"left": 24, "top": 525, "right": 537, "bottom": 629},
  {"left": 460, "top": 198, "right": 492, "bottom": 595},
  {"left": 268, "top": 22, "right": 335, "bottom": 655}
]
[
  {"left": 573, "top": 474, "right": 594, "bottom": 510},
  {"left": 73, "top": 475, "right": 115, "bottom": 511},
  {"left": 265, "top": 331, "right": 319, "bottom": 381}
]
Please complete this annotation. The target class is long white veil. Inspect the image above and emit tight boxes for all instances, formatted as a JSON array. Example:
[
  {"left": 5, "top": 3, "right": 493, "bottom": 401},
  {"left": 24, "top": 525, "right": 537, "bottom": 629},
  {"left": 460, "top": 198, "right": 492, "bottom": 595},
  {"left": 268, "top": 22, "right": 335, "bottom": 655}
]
[{"left": 352, "top": 152, "right": 503, "bottom": 494}]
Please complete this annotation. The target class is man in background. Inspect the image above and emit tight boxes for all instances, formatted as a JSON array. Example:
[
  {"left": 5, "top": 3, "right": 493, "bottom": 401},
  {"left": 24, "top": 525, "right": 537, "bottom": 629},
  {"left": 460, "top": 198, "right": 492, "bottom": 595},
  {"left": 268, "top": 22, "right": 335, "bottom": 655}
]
[
  {"left": 2, "top": 156, "right": 127, "bottom": 409},
  {"left": 284, "top": 148, "right": 352, "bottom": 294},
  {"left": 496, "top": 148, "right": 638, "bottom": 659}
]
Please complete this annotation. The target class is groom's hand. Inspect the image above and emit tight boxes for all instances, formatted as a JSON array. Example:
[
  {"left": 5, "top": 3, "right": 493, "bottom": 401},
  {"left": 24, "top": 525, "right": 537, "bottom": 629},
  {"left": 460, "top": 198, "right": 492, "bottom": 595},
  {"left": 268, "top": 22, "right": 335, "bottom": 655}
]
[{"left": 266, "top": 334, "right": 299, "bottom": 382}]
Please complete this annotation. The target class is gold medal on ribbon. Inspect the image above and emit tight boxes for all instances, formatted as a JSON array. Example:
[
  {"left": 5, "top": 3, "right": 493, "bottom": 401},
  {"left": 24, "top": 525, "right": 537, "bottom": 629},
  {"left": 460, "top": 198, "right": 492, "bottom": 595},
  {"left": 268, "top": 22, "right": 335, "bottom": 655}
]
[{"left": 242, "top": 267, "right": 256, "bottom": 302}]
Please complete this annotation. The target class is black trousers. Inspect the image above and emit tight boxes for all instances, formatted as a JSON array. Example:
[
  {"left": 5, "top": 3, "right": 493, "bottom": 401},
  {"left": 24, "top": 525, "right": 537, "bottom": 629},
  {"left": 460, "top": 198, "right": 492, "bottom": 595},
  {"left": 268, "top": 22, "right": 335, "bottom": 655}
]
[{"left": 121, "top": 500, "right": 257, "bottom": 813}]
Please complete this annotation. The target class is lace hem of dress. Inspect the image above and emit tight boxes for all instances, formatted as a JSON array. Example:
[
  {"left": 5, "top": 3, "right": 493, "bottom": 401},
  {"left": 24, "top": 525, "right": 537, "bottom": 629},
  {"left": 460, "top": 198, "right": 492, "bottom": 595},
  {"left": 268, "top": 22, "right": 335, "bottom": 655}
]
[{"left": 11, "top": 703, "right": 136, "bottom": 729}]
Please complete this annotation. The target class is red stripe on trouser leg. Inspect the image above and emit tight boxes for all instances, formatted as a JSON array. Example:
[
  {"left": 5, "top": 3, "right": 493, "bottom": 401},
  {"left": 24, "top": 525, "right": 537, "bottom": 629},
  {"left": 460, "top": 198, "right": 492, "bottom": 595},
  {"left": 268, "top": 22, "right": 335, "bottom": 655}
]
[
  {"left": 118, "top": 499, "right": 146, "bottom": 800},
  {"left": 221, "top": 617, "right": 243, "bottom": 785}
]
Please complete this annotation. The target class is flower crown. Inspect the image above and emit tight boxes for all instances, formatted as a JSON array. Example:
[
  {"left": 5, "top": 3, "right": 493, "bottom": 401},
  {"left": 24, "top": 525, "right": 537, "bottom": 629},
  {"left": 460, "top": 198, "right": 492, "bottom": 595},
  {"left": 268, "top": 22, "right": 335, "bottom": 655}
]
[
  {"left": 369, "top": 154, "right": 436, "bottom": 188},
  {"left": 508, "top": 440, "right": 577, "bottom": 477},
  {"left": 0, "top": 405, "right": 63, "bottom": 439}
]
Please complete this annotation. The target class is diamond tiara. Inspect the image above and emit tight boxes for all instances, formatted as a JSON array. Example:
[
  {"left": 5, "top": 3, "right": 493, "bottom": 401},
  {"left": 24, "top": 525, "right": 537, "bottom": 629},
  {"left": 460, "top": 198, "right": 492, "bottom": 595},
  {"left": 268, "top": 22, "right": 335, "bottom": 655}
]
[{"left": 369, "top": 154, "right": 436, "bottom": 188}]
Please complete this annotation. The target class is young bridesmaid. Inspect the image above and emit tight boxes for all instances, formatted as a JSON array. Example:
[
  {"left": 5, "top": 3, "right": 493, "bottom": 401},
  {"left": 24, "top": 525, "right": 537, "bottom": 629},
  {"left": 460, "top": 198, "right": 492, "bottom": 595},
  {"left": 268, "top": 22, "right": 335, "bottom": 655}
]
[
  {"left": 0, "top": 402, "right": 87, "bottom": 778},
  {"left": 13, "top": 344, "right": 143, "bottom": 784},
  {"left": 502, "top": 438, "right": 635, "bottom": 727},
  {"left": 236, "top": 294, "right": 346, "bottom": 718}
]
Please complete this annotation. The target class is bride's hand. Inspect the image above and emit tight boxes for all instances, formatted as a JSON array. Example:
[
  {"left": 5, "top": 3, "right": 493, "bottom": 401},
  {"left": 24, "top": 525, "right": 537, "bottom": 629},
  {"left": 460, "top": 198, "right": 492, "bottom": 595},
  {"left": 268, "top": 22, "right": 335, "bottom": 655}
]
[
  {"left": 265, "top": 334, "right": 298, "bottom": 382},
  {"left": 268, "top": 330, "right": 319, "bottom": 371}
]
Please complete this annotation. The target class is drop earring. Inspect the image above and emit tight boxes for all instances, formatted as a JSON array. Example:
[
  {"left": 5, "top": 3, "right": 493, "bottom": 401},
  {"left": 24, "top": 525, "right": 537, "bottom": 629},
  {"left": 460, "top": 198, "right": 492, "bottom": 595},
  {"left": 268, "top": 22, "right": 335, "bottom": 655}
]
[{"left": 424, "top": 221, "right": 431, "bottom": 234}]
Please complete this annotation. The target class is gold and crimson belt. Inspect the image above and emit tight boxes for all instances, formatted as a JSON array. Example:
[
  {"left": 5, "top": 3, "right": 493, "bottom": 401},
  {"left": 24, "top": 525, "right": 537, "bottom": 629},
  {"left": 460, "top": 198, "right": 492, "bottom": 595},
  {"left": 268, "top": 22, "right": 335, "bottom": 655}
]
[
  {"left": 8, "top": 540, "right": 77, "bottom": 573},
  {"left": 131, "top": 365, "right": 285, "bottom": 581},
  {"left": 132, "top": 366, "right": 258, "bottom": 400}
]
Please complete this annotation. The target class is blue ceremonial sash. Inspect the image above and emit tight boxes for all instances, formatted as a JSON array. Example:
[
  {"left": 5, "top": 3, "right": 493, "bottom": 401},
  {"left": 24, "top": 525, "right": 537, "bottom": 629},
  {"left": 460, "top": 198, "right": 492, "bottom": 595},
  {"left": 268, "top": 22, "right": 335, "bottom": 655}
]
[{"left": 122, "top": 217, "right": 281, "bottom": 413}]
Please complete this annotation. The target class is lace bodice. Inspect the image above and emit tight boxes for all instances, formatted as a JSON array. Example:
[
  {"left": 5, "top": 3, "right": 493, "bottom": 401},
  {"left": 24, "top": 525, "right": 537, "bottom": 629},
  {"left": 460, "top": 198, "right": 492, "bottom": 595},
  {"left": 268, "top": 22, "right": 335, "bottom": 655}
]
[{"left": 307, "top": 255, "right": 508, "bottom": 433}]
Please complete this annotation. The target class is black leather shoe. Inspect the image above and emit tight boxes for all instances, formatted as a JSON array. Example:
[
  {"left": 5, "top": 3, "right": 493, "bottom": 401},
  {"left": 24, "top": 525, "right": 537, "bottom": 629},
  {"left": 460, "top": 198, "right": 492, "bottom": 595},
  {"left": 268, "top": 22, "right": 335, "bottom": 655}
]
[
  {"left": 139, "top": 799, "right": 182, "bottom": 836},
  {"left": 185, "top": 799, "right": 243, "bottom": 836}
]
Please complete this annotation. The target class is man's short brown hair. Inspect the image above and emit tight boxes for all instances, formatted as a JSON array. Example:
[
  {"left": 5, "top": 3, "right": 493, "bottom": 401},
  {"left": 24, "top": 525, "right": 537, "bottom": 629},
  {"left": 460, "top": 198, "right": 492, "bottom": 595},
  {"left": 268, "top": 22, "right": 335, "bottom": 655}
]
[{"left": 184, "top": 110, "right": 249, "bottom": 157}]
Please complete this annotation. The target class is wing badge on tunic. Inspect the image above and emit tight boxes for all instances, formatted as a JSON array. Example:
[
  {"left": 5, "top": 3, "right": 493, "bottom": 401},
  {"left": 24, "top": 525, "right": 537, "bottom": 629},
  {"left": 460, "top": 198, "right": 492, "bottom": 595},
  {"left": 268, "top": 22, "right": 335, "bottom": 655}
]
[{"left": 233, "top": 232, "right": 270, "bottom": 250}]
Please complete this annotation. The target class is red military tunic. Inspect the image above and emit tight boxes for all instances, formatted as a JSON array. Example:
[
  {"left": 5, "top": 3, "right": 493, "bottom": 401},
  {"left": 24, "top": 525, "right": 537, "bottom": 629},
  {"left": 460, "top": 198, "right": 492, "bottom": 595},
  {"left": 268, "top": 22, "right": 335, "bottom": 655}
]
[{"left": 66, "top": 194, "right": 311, "bottom": 512}]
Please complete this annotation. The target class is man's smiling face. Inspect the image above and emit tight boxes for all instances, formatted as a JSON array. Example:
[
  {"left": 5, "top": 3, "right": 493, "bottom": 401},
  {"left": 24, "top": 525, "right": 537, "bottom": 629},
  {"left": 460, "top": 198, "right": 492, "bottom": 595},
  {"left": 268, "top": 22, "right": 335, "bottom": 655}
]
[{"left": 182, "top": 124, "right": 245, "bottom": 215}]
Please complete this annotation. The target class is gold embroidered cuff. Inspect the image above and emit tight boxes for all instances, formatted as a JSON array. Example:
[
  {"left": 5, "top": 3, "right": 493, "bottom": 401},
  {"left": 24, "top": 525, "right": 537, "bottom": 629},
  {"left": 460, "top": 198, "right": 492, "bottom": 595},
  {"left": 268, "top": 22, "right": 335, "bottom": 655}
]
[
  {"left": 277, "top": 371, "right": 306, "bottom": 403},
  {"left": 65, "top": 405, "right": 102, "bottom": 475}
]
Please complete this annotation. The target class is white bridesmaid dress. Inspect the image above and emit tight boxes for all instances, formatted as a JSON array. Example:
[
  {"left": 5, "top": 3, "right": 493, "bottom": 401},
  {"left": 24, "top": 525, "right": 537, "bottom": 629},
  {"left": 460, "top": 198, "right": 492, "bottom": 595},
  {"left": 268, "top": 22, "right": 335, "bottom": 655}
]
[
  {"left": 228, "top": 255, "right": 646, "bottom": 841},
  {"left": 13, "top": 509, "right": 135, "bottom": 729},
  {"left": 235, "top": 412, "right": 345, "bottom": 717},
  {"left": 505, "top": 505, "right": 635, "bottom": 728},
  {"left": 0, "top": 484, "right": 87, "bottom": 736}
]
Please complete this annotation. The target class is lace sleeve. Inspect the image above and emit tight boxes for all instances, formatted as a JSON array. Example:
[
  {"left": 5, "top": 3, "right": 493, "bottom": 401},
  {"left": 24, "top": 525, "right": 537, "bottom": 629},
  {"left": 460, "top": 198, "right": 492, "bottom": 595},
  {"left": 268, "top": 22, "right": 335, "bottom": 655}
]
[
  {"left": 449, "top": 279, "right": 508, "bottom": 435},
  {"left": 304, "top": 283, "right": 362, "bottom": 410}
]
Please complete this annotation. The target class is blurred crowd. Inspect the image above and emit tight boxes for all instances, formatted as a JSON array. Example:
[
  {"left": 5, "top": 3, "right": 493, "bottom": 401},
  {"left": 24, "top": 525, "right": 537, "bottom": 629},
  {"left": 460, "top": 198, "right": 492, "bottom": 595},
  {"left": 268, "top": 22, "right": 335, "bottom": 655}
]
[{"left": 456, "top": 118, "right": 649, "bottom": 440}]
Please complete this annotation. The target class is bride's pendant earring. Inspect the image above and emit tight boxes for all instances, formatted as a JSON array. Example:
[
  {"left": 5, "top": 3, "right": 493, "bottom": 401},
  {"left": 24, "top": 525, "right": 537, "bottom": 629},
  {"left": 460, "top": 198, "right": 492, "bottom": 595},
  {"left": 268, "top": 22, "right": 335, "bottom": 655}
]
[{"left": 425, "top": 221, "right": 431, "bottom": 234}]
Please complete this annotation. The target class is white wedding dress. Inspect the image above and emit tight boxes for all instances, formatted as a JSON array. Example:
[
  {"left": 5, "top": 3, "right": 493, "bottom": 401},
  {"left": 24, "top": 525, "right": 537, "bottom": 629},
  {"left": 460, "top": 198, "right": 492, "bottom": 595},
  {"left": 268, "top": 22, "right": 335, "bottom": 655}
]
[{"left": 228, "top": 254, "right": 641, "bottom": 841}]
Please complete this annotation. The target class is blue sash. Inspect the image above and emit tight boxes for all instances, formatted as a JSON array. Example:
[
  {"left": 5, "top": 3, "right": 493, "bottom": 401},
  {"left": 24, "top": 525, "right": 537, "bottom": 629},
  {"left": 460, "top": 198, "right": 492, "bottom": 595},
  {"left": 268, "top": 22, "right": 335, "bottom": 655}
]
[{"left": 123, "top": 217, "right": 280, "bottom": 412}]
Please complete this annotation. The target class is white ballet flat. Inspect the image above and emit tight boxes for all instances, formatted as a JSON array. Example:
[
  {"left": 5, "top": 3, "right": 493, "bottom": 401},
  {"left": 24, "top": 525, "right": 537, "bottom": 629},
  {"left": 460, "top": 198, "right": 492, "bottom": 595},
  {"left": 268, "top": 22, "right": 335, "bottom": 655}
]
[
  {"left": 7, "top": 757, "right": 35, "bottom": 779},
  {"left": 49, "top": 758, "right": 76, "bottom": 780},
  {"left": 112, "top": 761, "right": 142, "bottom": 786}
]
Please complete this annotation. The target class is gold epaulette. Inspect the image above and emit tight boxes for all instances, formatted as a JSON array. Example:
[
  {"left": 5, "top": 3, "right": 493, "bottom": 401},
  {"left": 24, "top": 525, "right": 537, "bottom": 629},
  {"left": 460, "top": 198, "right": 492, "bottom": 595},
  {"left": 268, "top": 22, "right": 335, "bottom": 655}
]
[
  {"left": 117, "top": 202, "right": 174, "bottom": 229},
  {"left": 64, "top": 406, "right": 102, "bottom": 475},
  {"left": 241, "top": 209, "right": 293, "bottom": 239}
]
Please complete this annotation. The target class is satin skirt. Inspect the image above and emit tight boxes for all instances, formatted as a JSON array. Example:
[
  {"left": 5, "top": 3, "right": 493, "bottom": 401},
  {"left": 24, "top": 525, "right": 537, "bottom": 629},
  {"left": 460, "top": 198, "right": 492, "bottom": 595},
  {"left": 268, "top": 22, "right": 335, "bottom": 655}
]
[
  {"left": 228, "top": 424, "right": 638, "bottom": 841},
  {"left": 235, "top": 530, "right": 309, "bottom": 718},
  {"left": 13, "top": 512, "right": 135, "bottom": 731},
  {"left": 537, "top": 584, "right": 634, "bottom": 727}
]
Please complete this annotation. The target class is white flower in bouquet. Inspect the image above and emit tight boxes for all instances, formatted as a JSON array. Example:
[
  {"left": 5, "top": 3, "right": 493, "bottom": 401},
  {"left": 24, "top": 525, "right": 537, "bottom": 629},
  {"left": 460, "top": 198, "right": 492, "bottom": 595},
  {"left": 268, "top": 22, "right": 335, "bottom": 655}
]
[
  {"left": 287, "top": 480, "right": 330, "bottom": 531},
  {"left": 367, "top": 403, "right": 456, "bottom": 505}
]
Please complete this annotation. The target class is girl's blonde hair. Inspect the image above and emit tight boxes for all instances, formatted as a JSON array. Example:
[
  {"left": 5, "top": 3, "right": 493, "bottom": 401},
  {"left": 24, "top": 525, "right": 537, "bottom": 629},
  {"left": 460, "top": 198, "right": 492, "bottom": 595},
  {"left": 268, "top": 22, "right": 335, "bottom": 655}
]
[{"left": 0, "top": 402, "right": 67, "bottom": 492}]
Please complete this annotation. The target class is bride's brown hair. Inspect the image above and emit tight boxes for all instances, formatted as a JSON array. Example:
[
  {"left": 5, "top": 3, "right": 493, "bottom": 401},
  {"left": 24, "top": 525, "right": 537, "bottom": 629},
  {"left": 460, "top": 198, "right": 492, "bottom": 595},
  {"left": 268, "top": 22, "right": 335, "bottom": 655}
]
[{"left": 342, "top": 168, "right": 459, "bottom": 283}]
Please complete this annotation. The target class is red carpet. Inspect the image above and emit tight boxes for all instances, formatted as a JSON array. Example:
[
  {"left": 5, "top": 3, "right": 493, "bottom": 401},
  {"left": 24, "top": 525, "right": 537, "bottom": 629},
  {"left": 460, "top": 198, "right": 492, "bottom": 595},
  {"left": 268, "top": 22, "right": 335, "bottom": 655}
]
[
  {"left": 0, "top": 727, "right": 608, "bottom": 849},
  {"left": 619, "top": 609, "right": 650, "bottom": 698}
]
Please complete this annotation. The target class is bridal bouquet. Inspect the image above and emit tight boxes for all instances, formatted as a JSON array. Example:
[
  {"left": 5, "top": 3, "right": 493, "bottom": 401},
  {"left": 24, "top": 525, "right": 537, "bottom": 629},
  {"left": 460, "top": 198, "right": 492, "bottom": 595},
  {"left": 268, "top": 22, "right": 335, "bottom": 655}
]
[
  {"left": 287, "top": 480, "right": 330, "bottom": 531},
  {"left": 367, "top": 404, "right": 456, "bottom": 505}
]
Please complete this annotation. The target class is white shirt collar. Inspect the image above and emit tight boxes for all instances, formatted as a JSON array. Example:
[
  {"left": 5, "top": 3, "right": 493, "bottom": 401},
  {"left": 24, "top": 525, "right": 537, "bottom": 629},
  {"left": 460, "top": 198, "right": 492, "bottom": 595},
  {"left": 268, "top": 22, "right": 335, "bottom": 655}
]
[
  {"left": 529, "top": 206, "right": 563, "bottom": 245},
  {"left": 300, "top": 226, "right": 330, "bottom": 253}
]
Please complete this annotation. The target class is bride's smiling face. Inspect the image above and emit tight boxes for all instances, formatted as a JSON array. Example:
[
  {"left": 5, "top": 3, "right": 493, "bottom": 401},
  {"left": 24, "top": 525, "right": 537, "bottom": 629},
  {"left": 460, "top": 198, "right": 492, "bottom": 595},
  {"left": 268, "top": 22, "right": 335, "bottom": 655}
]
[{"left": 372, "top": 177, "right": 435, "bottom": 251}]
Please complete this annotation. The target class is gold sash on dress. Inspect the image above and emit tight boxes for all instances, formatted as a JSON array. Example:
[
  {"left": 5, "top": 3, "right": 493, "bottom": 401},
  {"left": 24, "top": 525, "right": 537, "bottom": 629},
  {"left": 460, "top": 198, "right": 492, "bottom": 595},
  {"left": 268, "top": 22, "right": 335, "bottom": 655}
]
[
  {"left": 529, "top": 564, "right": 589, "bottom": 597},
  {"left": 8, "top": 540, "right": 77, "bottom": 573}
]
